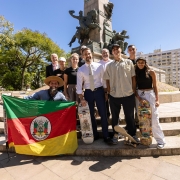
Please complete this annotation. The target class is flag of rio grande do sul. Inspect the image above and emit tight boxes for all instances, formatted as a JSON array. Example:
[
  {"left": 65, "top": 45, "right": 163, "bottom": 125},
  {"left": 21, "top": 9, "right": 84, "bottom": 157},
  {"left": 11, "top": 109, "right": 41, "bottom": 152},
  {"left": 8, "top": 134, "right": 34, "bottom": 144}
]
[{"left": 2, "top": 95, "right": 78, "bottom": 156}]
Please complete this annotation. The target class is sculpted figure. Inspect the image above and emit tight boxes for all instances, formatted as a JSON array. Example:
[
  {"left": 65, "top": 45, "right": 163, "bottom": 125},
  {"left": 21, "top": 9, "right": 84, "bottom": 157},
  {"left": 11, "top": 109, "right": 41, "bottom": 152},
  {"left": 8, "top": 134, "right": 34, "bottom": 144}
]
[
  {"left": 111, "top": 30, "right": 129, "bottom": 54},
  {"left": 104, "top": 2, "right": 114, "bottom": 19},
  {"left": 68, "top": 9, "right": 101, "bottom": 46}
]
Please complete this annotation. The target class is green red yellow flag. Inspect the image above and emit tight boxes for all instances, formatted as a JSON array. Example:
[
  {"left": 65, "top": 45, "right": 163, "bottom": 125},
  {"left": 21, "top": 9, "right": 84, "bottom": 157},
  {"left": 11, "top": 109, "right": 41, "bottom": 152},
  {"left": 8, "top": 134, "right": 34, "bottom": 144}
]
[{"left": 2, "top": 95, "right": 78, "bottom": 156}]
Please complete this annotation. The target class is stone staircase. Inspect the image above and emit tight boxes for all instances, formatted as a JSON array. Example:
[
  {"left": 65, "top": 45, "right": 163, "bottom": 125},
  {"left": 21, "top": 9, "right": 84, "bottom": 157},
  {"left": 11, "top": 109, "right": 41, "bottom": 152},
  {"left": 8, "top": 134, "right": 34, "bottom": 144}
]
[{"left": 0, "top": 103, "right": 180, "bottom": 156}]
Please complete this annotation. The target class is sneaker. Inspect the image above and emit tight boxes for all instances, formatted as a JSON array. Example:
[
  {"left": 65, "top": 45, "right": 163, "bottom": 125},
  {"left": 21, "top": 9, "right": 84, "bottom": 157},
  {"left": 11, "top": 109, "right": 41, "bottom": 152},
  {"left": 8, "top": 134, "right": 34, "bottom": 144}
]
[
  {"left": 133, "top": 135, "right": 140, "bottom": 143},
  {"left": 104, "top": 134, "right": 118, "bottom": 145},
  {"left": 157, "top": 143, "right": 165, "bottom": 149},
  {"left": 111, "top": 134, "right": 118, "bottom": 145}
]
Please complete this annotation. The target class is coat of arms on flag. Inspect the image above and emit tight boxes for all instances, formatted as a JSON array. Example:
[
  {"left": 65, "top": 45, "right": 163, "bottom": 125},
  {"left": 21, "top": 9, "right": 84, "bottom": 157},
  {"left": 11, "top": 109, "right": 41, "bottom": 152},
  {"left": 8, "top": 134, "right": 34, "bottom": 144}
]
[{"left": 30, "top": 116, "right": 51, "bottom": 141}]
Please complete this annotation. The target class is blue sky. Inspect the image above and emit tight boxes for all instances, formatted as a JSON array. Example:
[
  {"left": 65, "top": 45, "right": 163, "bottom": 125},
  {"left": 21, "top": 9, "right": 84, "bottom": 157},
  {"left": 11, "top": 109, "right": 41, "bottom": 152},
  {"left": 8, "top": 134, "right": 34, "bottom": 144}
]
[{"left": 0, "top": 0, "right": 180, "bottom": 54}]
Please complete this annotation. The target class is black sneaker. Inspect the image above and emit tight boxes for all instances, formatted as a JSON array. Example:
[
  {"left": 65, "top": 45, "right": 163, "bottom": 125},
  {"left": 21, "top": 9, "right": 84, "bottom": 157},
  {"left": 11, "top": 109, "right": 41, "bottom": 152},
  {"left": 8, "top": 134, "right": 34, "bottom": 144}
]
[
  {"left": 133, "top": 135, "right": 140, "bottom": 143},
  {"left": 104, "top": 137, "right": 113, "bottom": 145}
]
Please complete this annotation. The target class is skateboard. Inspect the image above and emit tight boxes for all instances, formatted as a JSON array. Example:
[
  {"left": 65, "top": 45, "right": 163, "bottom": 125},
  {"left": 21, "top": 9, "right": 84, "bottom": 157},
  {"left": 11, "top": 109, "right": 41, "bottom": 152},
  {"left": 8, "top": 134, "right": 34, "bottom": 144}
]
[
  {"left": 138, "top": 99, "right": 152, "bottom": 146},
  {"left": 114, "top": 125, "right": 139, "bottom": 148},
  {"left": 78, "top": 103, "right": 94, "bottom": 144}
]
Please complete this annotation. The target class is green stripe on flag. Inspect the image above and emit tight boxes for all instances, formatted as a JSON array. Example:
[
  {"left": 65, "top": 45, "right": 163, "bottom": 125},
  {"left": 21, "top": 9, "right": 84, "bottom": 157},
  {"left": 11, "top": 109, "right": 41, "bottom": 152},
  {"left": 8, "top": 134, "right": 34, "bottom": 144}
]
[{"left": 2, "top": 95, "right": 76, "bottom": 119}]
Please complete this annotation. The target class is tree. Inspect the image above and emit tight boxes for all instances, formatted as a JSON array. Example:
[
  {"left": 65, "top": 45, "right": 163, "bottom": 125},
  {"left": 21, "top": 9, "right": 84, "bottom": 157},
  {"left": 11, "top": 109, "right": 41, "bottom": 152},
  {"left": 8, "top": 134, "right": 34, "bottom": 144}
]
[{"left": 0, "top": 27, "right": 66, "bottom": 90}]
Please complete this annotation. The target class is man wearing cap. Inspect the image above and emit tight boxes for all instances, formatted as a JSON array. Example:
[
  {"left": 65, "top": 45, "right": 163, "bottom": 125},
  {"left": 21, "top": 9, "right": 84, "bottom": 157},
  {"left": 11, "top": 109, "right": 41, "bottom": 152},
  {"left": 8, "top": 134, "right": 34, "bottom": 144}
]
[
  {"left": 77, "top": 47, "right": 111, "bottom": 144},
  {"left": 78, "top": 45, "right": 86, "bottom": 67},
  {"left": 98, "top": 48, "right": 113, "bottom": 123},
  {"left": 46, "top": 53, "right": 59, "bottom": 77},
  {"left": 25, "top": 76, "right": 66, "bottom": 101},
  {"left": 103, "top": 44, "right": 139, "bottom": 145},
  {"left": 53, "top": 57, "right": 67, "bottom": 93}
]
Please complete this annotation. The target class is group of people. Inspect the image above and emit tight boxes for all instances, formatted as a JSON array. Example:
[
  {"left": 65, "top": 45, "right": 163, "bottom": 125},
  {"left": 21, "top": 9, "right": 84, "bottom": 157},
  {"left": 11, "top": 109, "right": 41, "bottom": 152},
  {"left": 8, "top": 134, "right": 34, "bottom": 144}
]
[{"left": 27, "top": 44, "right": 166, "bottom": 149}]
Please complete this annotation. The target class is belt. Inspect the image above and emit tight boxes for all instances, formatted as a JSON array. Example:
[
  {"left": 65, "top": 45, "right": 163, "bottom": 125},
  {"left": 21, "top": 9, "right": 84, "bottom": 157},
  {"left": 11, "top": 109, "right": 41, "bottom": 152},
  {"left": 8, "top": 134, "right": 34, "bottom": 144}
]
[{"left": 86, "top": 86, "right": 103, "bottom": 91}]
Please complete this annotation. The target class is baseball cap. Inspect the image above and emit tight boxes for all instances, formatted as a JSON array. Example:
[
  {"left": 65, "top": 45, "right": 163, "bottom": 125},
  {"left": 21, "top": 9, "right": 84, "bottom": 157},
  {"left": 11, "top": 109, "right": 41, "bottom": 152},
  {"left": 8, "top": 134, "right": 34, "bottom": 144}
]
[
  {"left": 58, "top": 57, "right": 66, "bottom": 62},
  {"left": 112, "top": 44, "right": 120, "bottom": 50},
  {"left": 136, "top": 57, "right": 146, "bottom": 62}
]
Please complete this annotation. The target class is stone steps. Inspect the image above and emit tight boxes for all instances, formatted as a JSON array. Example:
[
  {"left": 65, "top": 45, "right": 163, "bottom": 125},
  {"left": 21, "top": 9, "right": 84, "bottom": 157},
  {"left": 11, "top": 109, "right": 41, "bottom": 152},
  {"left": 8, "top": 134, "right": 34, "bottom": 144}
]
[
  {"left": 1, "top": 121, "right": 180, "bottom": 137},
  {"left": 0, "top": 135, "right": 180, "bottom": 156}
]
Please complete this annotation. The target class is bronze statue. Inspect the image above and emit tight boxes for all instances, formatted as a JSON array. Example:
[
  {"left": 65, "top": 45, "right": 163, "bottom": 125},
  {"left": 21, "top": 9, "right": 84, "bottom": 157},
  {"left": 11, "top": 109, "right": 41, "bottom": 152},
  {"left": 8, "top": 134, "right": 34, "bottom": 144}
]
[
  {"left": 104, "top": 2, "right": 114, "bottom": 19},
  {"left": 111, "top": 30, "right": 129, "bottom": 54},
  {"left": 68, "top": 10, "right": 101, "bottom": 47}
]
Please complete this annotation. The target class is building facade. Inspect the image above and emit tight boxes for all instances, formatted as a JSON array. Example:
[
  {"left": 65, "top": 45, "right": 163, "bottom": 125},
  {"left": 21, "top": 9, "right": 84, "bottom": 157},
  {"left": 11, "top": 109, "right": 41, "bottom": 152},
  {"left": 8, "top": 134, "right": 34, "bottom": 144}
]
[{"left": 137, "top": 48, "right": 180, "bottom": 88}]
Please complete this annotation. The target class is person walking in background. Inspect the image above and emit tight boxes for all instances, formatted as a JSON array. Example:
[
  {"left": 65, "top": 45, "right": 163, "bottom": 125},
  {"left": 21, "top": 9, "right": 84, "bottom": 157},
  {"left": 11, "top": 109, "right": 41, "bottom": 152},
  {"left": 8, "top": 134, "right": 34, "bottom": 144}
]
[
  {"left": 104, "top": 44, "right": 139, "bottom": 145},
  {"left": 135, "top": 57, "right": 165, "bottom": 149},
  {"left": 64, "top": 53, "right": 79, "bottom": 102},
  {"left": 76, "top": 47, "right": 111, "bottom": 144},
  {"left": 46, "top": 53, "right": 59, "bottom": 77},
  {"left": 53, "top": 57, "right": 67, "bottom": 93},
  {"left": 99, "top": 48, "right": 113, "bottom": 123}
]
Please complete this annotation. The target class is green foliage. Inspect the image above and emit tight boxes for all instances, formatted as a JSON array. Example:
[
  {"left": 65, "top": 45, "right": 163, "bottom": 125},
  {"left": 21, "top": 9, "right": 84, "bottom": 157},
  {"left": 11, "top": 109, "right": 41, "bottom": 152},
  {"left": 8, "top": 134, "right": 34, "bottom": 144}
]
[{"left": 0, "top": 16, "right": 67, "bottom": 90}]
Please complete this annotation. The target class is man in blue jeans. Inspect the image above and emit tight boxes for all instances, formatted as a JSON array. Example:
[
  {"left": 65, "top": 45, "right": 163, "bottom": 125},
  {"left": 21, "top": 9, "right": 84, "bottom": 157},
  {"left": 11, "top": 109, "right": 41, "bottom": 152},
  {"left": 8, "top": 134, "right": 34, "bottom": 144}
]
[
  {"left": 103, "top": 44, "right": 139, "bottom": 145},
  {"left": 76, "top": 47, "right": 111, "bottom": 144}
]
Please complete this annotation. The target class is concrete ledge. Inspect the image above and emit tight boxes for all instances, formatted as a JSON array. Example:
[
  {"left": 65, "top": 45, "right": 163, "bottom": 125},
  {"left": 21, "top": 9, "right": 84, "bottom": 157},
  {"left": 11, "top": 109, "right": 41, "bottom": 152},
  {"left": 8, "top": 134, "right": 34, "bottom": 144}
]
[
  {"left": 0, "top": 136, "right": 180, "bottom": 157},
  {"left": 159, "top": 91, "right": 180, "bottom": 103}
]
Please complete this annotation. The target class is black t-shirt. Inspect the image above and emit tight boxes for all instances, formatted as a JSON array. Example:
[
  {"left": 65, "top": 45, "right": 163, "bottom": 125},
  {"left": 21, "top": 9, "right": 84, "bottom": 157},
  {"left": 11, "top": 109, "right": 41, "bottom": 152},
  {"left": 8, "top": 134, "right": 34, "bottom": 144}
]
[
  {"left": 78, "top": 57, "right": 85, "bottom": 67},
  {"left": 53, "top": 68, "right": 66, "bottom": 92},
  {"left": 64, "top": 67, "right": 78, "bottom": 85},
  {"left": 128, "top": 58, "right": 136, "bottom": 65}
]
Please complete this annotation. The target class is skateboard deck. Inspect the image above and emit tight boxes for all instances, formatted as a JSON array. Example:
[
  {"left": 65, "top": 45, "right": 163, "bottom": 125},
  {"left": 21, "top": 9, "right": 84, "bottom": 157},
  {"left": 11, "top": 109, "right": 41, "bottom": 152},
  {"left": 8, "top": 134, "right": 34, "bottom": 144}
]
[
  {"left": 138, "top": 99, "right": 152, "bottom": 146},
  {"left": 78, "top": 103, "right": 94, "bottom": 144},
  {"left": 114, "top": 125, "right": 139, "bottom": 148}
]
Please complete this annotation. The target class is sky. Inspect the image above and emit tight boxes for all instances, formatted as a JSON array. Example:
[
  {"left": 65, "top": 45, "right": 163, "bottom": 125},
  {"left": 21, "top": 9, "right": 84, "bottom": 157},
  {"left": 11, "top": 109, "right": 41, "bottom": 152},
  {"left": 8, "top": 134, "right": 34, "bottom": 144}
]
[{"left": 0, "top": 0, "right": 180, "bottom": 54}]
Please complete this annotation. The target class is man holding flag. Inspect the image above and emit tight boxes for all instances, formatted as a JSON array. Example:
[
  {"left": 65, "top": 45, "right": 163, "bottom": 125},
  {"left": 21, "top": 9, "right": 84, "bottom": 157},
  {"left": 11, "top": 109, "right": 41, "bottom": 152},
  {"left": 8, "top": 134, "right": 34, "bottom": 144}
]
[
  {"left": 25, "top": 76, "right": 67, "bottom": 101},
  {"left": 2, "top": 76, "right": 78, "bottom": 156}
]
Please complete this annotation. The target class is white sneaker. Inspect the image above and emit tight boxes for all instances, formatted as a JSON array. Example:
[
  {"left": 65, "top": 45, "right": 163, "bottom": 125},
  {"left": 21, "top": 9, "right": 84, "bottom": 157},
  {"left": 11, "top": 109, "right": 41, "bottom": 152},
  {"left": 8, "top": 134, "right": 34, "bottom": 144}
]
[{"left": 157, "top": 143, "right": 165, "bottom": 149}]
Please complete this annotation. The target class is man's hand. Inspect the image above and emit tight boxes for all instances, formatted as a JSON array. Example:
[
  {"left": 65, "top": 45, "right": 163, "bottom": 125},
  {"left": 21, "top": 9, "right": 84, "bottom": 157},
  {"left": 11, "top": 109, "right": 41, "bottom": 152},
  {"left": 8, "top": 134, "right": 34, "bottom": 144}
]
[
  {"left": 79, "top": 94, "right": 87, "bottom": 106},
  {"left": 81, "top": 99, "right": 87, "bottom": 106}
]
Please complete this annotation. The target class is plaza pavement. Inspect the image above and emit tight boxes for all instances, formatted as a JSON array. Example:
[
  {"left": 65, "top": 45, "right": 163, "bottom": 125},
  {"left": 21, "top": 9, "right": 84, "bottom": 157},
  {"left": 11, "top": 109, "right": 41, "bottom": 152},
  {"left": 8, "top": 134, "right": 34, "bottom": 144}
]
[{"left": 0, "top": 153, "right": 180, "bottom": 180}]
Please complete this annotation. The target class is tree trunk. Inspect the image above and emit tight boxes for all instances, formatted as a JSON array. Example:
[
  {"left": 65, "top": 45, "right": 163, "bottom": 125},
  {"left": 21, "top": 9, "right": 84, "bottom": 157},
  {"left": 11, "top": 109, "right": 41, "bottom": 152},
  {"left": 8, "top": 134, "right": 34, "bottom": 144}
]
[{"left": 20, "top": 67, "right": 26, "bottom": 90}]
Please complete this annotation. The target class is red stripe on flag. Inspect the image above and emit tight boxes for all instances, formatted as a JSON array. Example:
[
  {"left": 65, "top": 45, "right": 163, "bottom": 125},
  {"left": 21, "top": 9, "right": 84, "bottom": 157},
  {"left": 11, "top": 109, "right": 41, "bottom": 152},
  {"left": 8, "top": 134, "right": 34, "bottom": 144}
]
[{"left": 7, "top": 106, "right": 76, "bottom": 145}]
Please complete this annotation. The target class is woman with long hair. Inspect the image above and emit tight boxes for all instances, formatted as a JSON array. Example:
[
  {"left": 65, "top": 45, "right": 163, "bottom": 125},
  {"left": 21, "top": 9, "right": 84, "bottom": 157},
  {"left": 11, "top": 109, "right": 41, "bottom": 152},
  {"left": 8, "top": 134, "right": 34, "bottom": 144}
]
[
  {"left": 64, "top": 53, "right": 79, "bottom": 103},
  {"left": 135, "top": 57, "right": 165, "bottom": 149}
]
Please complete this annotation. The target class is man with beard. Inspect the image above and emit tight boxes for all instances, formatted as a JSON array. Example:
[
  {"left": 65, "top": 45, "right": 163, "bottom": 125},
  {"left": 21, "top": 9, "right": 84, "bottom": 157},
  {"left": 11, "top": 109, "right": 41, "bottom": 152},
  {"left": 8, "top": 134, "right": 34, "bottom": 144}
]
[
  {"left": 76, "top": 47, "right": 111, "bottom": 144},
  {"left": 26, "top": 76, "right": 66, "bottom": 101}
]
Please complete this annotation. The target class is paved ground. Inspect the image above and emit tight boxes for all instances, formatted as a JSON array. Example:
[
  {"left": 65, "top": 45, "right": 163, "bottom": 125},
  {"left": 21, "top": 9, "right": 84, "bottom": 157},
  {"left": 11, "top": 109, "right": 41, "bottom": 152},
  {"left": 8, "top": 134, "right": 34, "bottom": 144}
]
[{"left": 0, "top": 153, "right": 180, "bottom": 180}]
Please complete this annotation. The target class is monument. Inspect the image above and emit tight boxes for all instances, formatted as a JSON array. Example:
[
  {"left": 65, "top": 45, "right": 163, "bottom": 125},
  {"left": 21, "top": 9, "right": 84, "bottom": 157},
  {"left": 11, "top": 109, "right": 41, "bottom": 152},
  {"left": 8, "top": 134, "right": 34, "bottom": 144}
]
[{"left": 68, "top": 0, "right": 129, "bottom": 61}]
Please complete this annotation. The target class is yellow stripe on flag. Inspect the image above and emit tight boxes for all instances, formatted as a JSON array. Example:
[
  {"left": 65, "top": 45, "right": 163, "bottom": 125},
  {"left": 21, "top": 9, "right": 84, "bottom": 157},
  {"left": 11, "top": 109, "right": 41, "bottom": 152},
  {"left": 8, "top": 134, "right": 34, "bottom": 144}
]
[{"left": 12, "top": 131, "right": 78, "bottom": 156}]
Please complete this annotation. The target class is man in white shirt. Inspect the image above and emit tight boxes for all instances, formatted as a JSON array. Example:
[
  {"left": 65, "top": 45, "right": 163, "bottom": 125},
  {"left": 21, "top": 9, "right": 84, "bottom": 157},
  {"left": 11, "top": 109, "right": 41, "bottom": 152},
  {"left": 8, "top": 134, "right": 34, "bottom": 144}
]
[
  {"left": 77, "top": 48, "right": 111, "bottom": 144},
  {"left": 98, "top": 48, "right": 113, "bottom": 122}
]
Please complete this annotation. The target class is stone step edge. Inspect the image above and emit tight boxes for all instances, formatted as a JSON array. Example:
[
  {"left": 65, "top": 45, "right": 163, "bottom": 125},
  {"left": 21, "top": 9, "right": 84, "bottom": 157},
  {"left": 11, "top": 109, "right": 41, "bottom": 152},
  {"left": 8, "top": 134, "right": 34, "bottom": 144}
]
[{"left": 0, "top": 137, "right": 180, "bottom": 157}]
